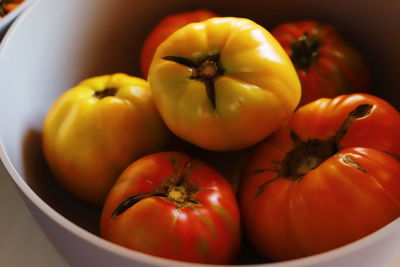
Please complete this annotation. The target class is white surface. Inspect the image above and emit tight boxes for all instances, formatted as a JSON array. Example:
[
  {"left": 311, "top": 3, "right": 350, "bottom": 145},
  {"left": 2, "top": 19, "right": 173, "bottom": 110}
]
[{"left": 0, "top": 161, "right": 68, "bottom": 267}]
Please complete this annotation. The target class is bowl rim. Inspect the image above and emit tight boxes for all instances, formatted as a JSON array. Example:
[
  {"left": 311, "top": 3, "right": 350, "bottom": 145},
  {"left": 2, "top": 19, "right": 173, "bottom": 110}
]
[
  {"left": 0, "top": 0, "right": 399, "bottom": 266},
  {"left": 0, "top": 0, "right": 33, "bottom": 31}
]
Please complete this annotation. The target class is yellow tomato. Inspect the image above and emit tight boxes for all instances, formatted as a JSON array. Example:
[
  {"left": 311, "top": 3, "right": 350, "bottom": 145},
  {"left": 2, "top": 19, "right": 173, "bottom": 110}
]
[
  {"left": 149, "top": 17, "right": 301, "bottom": 151},
  {"left": 43, "top": 73, "right": 172, "bottom": 204}
]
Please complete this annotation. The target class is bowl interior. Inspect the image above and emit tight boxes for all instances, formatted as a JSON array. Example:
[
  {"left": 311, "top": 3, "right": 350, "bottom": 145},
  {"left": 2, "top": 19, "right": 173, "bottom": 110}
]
[{"left": 0, "top": 0, "right": 399, "bottom": 265}]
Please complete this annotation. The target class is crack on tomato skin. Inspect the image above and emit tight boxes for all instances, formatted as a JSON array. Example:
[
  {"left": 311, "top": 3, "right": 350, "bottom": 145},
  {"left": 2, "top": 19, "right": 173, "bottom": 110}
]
[{"left": 338, "top": 154, "right": 367, "bottom": 174}]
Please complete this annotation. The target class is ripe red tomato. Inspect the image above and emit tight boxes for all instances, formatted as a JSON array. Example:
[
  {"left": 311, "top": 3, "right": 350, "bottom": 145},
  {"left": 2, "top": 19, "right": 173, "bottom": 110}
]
[
  {"left": 100, "top": 151, "right": 241, "bottom": 264},
  {"left": 239, "top": 93, "right": 400, "bottom": 261},
  {"left": 140, "top": 10, "right": 216, "bottom": 78},
  {"left": 272, "top": 21, "right": 372, "bottom": 106}
]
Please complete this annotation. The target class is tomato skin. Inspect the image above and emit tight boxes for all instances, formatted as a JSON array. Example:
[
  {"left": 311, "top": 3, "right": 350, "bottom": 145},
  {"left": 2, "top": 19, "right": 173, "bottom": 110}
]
[
  {"left": 140, "top": 10, "right": 216, "bottom": 78},
  {"left": 239, "top": 93, "right": 400, "bottom": 261},
  {"left": 149, "top": 17, "right": 301, "bottom": 151},
  {"left": 272, "top": 21, "right": 371, "bottom": 106},
  {"left": 42, "top": 73, "right": 172, "bottom": 204},
  {"left": 100, "top": 151, "right": 241, "bottom": 264}
]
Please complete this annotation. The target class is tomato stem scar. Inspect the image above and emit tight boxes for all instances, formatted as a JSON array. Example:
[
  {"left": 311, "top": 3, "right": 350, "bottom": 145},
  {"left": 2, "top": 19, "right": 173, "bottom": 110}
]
[
  {"left": 163, "top": 54, "right": 224, "bottom": 109},
  {"left": 93, "top": 88, "right": 117, "bottom": 99},
  {"left": 111, "top": 155, "right": 200, "bottom": 219},
  {"left": 256, "top": 103, "right": 373, "bottom": 195}
]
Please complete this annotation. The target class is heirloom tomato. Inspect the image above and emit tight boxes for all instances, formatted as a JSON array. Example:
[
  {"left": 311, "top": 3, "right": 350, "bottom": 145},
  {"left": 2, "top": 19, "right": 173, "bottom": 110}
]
[
  {"left": 272, "top": 21, "right": 371, "bottom": 106},
  {"left": 100, "top": 151, "right": 241, "bottom": 264},
  {"left": 140, "top": 9, "right": 216, "bottom": 78},
  {"left": 42, "top": 73, "right": 172, "bottom": 204},
  {"left": 239, "top": 93, "right": 400, "bottom": 261},
  {"left": 149, "top": 17, "right": 301, "bottom": 151}
]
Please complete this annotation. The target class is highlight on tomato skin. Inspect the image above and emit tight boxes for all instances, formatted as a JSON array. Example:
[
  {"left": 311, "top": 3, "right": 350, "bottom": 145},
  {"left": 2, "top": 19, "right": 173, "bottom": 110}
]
[
  {"left": 140, "top": 9, "right": 217, "bottom": 78},
  {"left": 239, "top": 93, "right": 400, "bottom": 261},
  {"left": 100, "top": 151, "right": 241, "bottom": 264},
  {"left": 272, "top": 20, "right": 372, "bottom": 106}
]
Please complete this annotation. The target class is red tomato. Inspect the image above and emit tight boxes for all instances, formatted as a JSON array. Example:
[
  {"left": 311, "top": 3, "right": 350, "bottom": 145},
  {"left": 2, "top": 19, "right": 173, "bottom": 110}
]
[
  {"left": 239, "top": 93, "right": 400, "bottom": 261},
  {"left": 140, "top": 10, "right": 216, "bottom": 78},
  {"left": 272, "top": 21, "right": 372, "bottom": 106},
  {"left": 100, "top": 151, "right": 241, "bottom": 264}
]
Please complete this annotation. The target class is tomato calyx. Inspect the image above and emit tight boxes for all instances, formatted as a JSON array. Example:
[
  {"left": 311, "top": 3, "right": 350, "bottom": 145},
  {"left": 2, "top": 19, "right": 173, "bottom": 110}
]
[
  {"left": 279, "top": 131, "right": 338, "bottom": 181},
  {"left": 291, "top": 33, "right": 320, "bottom": 70},
  {"left": 163, "top": 54, "right": 224, "bottom": 109},
  {"left": 154, "top": 158, "right": 200, "bottom": 206},
  {"left": 111, "top": 156, "right": 200, "bottom": 220},
  {"left": 93, "top": 88, "right": 117, "bottom": 99},
  {"left": 255, "top": 103, "right": 373, "bottom": 195}
]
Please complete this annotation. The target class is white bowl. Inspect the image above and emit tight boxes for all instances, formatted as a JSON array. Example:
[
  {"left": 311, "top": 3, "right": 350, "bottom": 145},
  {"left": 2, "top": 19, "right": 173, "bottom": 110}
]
[{"left": 0, "top": 0, "right": 400, "bottom": 266}]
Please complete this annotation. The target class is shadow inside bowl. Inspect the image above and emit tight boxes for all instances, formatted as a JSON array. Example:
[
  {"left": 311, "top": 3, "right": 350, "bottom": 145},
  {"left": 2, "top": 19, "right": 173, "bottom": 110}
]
[
  {"left": 22, "top": 129, "right": 102, "bottom": 235},
  {"left": 22, "top": 127, "right": 269, "bottom": 264}
]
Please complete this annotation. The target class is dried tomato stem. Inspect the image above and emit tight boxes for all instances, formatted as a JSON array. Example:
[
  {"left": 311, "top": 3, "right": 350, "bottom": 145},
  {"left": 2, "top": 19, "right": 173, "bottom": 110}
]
[{"left": 334, "top": 104, "right": 373, "bottom": 146}]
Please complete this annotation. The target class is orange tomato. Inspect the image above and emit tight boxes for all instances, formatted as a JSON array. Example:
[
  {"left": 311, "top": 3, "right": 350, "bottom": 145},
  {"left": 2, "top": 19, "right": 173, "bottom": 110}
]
[{"left": 239, "top": 93, "right": 400, "bottom": 261}]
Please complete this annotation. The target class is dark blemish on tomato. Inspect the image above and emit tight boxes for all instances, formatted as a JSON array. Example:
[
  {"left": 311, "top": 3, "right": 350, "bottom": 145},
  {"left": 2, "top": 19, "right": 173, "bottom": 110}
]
[{"left": 338, "top": 154, "right": 367, "bottom": 174}]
